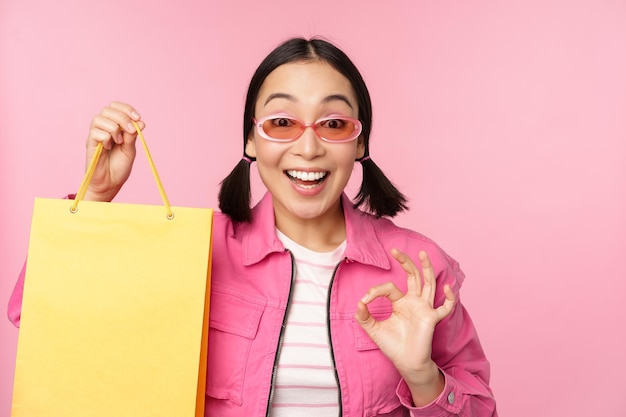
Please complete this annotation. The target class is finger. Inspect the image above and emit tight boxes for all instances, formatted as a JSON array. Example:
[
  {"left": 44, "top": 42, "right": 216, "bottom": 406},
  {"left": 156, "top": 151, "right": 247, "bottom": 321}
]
[
  {"left": 419, "top": 251, "right": 436, "bottom": 304},
  {"left": 391, "top": 248, "right": 422, "bottom": 296},
  {"left": 361, "top": 281, "right": 405, "bottom": 304},
  {"left": 134, "top": 120, "right": 145, "bottom": 131},
  {"left": 89, "top": 109, "right": 144, "bottom": 149},
  {"left": 88, "top": 126, "right": 117, "bottom": 151},
  {"left": 89, "top": 114, "right": 124, "bottom": 146},
  {"left": 435, "top": 284, "right": 457, "bottom": 321},
  {"left": 354, "top": 301, "right": 375, "bottom": 328},
  {"left": 100, "top": 106, "right": 138, "bottom": 137},
  {"left": 118, "top": 121, "right": 141, "bottom": 156},
  {"left": 109, "top": 101, "right": 142, "bottom": 121},
  {"left": 122, "top": 120, "right": 144, "bottom": 145}
]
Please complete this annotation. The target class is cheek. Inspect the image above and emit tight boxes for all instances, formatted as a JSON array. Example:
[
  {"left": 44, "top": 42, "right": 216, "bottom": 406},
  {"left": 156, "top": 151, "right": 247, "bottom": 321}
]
[
  {"left": 335, "top": 144, "right": 360, "bottom": 165},
  {"left": 253, "top": 141, "right": 286, "bottom": 177},
  {"left": 255, "top": 141, "right": 279, "bottom": 161}
]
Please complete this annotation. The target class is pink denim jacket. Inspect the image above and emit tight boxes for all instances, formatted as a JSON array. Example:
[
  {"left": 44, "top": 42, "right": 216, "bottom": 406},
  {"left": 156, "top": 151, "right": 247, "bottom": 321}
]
[{"left": 9, "top": 192, "right": 497, "bottom": 416}]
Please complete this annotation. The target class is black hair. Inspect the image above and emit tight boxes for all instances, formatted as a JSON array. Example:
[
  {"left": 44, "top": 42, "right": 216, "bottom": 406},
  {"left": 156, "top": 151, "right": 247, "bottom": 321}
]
[{"left": 218, "top": 37, "right": 408, "bottom": 223}]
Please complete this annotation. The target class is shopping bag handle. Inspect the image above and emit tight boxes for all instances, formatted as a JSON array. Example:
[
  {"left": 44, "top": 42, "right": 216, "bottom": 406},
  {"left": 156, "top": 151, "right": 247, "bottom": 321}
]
[{"left": 70, "top": 121, "right": 175, "bottom": 219}]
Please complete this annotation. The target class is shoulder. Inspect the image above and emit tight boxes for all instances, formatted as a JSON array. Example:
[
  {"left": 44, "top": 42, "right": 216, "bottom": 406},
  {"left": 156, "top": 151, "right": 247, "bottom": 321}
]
[
  {"left": 355, "top": 209, "right": 443, "bottom": 252},
  {"left": 207, "top": 211, "right": 242, "bottom": 247},
  {"left": 354, "top": 210, "right": 466, "bottom": 291}
]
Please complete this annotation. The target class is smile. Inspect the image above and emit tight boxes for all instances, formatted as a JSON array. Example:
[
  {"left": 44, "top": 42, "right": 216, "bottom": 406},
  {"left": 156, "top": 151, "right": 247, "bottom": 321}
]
[{"left": 285, "top": 170, "right": 328, "bottom": 188}]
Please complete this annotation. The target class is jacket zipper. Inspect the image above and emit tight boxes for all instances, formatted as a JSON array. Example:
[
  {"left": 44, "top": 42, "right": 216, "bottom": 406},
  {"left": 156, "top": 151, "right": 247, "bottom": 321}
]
[
  {"left": 326, "top": 259, "right": 346, "bottom": 417},
  {"left": 264, "top": 253, "right": 346, "bottom": 417},
  {"left": 265, "top": 250, "right": 297, "bottom": 417}
]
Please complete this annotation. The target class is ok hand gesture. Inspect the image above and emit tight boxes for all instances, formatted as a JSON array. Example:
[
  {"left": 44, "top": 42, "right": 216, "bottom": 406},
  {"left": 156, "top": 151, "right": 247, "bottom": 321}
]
[{"left": 354, "top": 249, "right": 456, "bottom": 406}]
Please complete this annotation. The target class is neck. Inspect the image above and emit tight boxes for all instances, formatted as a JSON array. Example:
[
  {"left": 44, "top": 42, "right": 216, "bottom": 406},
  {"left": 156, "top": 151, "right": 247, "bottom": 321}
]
[{"left": 274, "top": 201, "right": 347, "bottom": 252}]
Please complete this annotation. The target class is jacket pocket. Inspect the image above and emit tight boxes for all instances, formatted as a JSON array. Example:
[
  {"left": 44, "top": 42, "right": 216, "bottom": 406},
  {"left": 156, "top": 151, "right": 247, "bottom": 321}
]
[
  {"left": 205, "top": 287, "right": 265, "bottom": 406},
  {"left": 351, "top": 306, "right": 403, "bottom": 416}
]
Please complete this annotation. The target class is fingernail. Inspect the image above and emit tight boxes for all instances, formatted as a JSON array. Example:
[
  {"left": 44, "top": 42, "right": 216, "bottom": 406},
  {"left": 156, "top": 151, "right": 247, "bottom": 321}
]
[
  {"left": 126, "top": 122, "right": 136, "bottom": 133},
  {"left": 131, "top": 111, "right": 140, "bottom": 119},
  {"left": 360, "top": 294, "right": 369, "bottom": 303}
]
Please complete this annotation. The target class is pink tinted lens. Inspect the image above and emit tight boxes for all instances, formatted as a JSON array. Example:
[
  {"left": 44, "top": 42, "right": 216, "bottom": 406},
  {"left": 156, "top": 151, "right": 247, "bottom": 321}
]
[
  {"left": 315, "top": 118, "right": 359, "bottom": 141},
  {"left": 261, "top": 117, "right": 303, "bottom": 140}
]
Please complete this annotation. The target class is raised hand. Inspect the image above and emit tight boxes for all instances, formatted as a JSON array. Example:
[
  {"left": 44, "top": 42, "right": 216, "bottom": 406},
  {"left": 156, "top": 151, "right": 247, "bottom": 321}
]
[
  {"left": 83, "top": 102, "right": 144, "bottom": 202},
  {"left": 354, "top": 248, "right": 456, "bottom": 405}
]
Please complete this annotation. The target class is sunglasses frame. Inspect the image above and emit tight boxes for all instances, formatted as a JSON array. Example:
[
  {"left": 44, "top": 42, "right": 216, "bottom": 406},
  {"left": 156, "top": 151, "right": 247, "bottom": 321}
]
[{"left": 253, "top": 114, "right": 362, "bottom": 143}]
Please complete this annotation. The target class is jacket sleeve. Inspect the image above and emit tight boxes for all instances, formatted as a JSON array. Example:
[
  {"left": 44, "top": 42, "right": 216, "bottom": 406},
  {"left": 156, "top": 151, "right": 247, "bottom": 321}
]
[
  {"left": 8, "top": 261, "right": 26, "bottom": 327},
  {"left": 396, "top": 251, "right": 498, "bottom": 416}
]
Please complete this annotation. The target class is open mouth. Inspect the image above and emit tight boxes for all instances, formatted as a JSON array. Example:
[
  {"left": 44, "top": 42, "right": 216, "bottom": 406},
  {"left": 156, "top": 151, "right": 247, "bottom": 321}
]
[{"left": 285, "top": 170, "right": 328, "bottom": 189}]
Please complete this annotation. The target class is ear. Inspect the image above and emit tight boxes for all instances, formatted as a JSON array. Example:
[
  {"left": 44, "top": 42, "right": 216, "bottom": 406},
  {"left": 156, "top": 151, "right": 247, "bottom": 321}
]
[
  {"left": 245, "top": 131, "right": 257, "bottom": 158},
  {"left": 355, "top": 136, "right": 365, "bottom": 160}
]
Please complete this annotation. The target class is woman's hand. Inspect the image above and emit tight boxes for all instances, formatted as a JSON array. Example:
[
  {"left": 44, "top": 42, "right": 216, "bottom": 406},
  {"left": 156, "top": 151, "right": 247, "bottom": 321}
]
[
  {"left": 83, "top": 101, "right": 144, "bottom": 202},
  {"left": 354, "top": 249, "right": 456, "bottom": 406}
]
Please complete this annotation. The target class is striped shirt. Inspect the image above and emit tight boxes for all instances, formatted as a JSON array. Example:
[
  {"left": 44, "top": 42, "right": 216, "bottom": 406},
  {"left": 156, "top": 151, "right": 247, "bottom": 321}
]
[{"left": 270, "top": 230, "right": 346, "bottom": 417}]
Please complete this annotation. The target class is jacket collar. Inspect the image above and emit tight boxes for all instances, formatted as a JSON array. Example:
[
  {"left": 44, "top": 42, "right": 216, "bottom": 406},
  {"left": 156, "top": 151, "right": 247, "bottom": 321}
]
[{"left": 239, "top": 192, "right": 390, "bottom": 270}]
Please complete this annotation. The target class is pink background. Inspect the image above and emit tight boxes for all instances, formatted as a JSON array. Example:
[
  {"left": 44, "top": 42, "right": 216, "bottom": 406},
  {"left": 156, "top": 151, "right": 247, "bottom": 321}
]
[{"left": 1, "top": 0, "right": 625, "bottom": 415}]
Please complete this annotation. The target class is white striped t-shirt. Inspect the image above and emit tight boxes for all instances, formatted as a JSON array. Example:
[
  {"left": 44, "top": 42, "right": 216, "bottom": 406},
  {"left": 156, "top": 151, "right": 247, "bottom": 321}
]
[{"left": 270, "top": 230, "right": 346, "bottom": 417}]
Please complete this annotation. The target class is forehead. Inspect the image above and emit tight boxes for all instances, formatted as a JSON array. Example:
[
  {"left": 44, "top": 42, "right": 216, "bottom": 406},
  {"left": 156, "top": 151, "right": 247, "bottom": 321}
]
[{"left": 257, "top": 61, "right": 357, "bottom": 108}]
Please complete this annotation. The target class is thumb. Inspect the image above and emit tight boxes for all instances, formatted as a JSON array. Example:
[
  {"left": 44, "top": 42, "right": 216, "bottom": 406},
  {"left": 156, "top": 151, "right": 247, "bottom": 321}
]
[
  {"left": 120, "top": 120, "right": 144, "bottom": 153},
  {"left": 354, "top": 301, "right": 376, "bottom": 333}
]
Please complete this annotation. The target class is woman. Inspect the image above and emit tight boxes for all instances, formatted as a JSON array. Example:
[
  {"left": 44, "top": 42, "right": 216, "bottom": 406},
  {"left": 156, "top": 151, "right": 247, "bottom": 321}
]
[{"left": 9, "top": 37, "right": 497, "bottom": 416}]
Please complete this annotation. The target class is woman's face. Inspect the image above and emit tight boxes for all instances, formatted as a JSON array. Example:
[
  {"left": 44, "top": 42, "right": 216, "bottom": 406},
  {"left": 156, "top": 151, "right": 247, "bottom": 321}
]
[{"left": 246, "top": 60, "right": 365, "bottom": 228}]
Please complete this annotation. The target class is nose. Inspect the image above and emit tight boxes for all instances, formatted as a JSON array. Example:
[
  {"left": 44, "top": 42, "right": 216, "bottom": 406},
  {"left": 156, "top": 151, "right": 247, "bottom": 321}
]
[{"left": 292, "top": 124, "right": 325, "bottom": 159}]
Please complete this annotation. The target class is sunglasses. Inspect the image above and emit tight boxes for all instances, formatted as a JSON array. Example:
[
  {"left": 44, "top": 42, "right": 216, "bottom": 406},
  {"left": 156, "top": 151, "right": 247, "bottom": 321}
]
[{"left": 253, "top": 114, "right": 362, "bottom": 143}]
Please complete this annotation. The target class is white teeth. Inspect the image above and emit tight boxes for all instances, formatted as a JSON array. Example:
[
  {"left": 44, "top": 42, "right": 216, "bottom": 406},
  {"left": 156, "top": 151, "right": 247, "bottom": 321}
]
[{"left": 286, "top": 170, "right": 327, "bottom": 181}]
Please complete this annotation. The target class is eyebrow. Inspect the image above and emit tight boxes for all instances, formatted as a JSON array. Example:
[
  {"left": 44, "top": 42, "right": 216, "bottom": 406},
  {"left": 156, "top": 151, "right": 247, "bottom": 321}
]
[{"left": 264, "top": 92, "right": 354, "bottom": 109}]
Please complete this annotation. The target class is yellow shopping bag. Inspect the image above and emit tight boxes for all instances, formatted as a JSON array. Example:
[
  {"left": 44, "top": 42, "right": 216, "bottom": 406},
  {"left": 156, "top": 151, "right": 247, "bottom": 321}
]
[{"left": 11, "top": 125, "right": 212, "bottom": 417}]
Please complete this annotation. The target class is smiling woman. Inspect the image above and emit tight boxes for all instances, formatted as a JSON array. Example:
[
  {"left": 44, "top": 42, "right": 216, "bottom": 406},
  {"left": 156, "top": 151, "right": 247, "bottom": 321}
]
[{"left": 8, "top": 37, "right": 497, "bottom": 416}]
